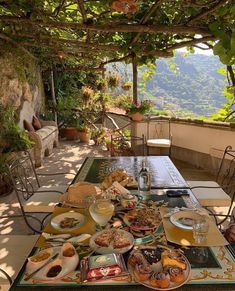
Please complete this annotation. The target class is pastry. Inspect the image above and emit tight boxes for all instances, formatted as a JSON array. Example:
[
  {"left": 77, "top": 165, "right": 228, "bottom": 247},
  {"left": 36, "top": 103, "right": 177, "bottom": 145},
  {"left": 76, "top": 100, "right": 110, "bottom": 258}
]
[
  {"left": 134, "top": 264, "right": 152, "bottom": 281},
  {"left": 94, "top": 230, "right": 113, "bottom": 247},
  {"left": 141, "top": 247, "right": 164, "bottom": 264},
  {"left": 168, "top": 266, "right": 185, "bottom": 283},
  {"left": 150, "top": 271, "right": 170, "bottom": 288},
  {"left": 113, "top": 232, "right": 131, "bottom": 249},
  {"left": 128, "top": 252, "right": 145, "bottom": 267},
  {"left": 161, "top": 252, "right": 187, "bottom": 270}
]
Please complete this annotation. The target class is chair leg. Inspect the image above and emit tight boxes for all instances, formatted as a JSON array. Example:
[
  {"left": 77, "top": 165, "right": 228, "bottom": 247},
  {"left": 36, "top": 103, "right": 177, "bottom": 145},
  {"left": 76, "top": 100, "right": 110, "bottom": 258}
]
[{"left": 0, "top": 267, "right": 12, "bottom": 285}]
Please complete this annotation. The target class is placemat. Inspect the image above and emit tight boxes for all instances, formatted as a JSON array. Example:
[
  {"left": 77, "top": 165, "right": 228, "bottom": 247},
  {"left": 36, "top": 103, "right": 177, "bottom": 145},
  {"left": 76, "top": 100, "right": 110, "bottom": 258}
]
[
  {"left": 37, "top": 207, "right": 96, "bottom": 248},
  {"left": 160, "top": 207, "right": 228, "bottom": 247}
]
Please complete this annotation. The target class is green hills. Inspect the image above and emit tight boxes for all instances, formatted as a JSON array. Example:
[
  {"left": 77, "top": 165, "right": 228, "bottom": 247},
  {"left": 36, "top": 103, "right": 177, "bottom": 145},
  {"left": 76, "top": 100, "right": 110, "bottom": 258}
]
[{"left": 139, "top": 53, "right": 227, "bottom": 117}]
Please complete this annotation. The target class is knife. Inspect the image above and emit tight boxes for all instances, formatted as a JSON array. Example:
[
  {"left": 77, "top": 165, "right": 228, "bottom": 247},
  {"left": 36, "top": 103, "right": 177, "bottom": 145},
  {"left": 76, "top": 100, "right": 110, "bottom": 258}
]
[{"left": 24, "top": 253, "right": 59, "bottom": 281}]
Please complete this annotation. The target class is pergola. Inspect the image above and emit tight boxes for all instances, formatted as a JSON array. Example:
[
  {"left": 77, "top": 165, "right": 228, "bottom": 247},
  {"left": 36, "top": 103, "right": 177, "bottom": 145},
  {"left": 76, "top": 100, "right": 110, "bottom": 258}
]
[{"left": 0, "top": 0, "right": 234, "bottom": 102}]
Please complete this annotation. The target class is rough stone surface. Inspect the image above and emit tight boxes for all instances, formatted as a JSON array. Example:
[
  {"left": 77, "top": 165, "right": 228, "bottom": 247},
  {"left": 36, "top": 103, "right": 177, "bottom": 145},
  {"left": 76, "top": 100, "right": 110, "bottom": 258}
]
[{"left": 0, "top": 53, "right": 45, "bottom": 119}]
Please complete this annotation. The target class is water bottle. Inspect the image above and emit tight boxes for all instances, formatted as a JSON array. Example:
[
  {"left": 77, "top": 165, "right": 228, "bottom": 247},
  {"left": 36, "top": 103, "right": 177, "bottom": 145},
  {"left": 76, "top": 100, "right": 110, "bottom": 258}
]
[{"left": 138, "top": 160, "right": 151, "bottom": 195}]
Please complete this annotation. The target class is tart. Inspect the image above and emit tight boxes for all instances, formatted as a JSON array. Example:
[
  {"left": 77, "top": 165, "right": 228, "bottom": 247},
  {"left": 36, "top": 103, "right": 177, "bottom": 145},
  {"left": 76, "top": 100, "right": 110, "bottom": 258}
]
[
  {"left": 167, "top": 266, "right": 185, "bottom": 283},
  {"left": 150, "top": 271, "right": 170, "bottom": 288}
]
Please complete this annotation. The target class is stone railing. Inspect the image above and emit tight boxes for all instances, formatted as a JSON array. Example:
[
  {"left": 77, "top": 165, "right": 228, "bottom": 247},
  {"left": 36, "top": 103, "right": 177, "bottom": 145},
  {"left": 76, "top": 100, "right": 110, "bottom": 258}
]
[{"left": 131, "top": 116, "right": 235, "bottom": 174}]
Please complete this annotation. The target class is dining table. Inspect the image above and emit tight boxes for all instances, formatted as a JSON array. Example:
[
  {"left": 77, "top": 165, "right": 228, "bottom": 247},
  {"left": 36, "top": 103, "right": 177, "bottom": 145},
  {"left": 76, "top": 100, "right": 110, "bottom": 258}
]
[{"left": 10, "top": 156, "right": 235, "bottom": 291}]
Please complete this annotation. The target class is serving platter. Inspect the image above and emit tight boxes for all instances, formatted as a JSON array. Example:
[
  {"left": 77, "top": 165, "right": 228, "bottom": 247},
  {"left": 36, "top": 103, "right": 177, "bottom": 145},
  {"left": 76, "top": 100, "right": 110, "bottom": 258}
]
[
  {"left": 128, "top": 246, "right": 191, "bottom": 290},
  {"left": 25, "top": 243, "right": 79, "bottom": 281},
  {"left": 89, "top": 229, "right": 134, "bottom": 254},
  {"left": 51, "top": 212, "right": 86, "bottom": 231},
  {"left": 123, "top": 208, "right": 162, "bottom": 237}
]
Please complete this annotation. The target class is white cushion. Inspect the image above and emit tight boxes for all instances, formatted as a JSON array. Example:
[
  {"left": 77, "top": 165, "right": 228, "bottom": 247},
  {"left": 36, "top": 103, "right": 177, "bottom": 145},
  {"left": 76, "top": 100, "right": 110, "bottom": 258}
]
[
  {"left": 147, "top": 139, "right": 171, "bottom": 148},
  {"left": 24, "top": 185, "right": 68, "bottom": 212},
  {"left": 0, "top": 235, "right": 39, "bottom": 288},
  {"left": 188, "top": 180, "right": 231, "bottom": 207}
]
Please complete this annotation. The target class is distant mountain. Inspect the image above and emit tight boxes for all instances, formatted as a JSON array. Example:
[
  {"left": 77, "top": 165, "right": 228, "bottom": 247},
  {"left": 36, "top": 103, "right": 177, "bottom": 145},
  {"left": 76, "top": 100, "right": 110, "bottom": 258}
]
[{"left": 139, "top": 53, "right": 227, "bottom": 117}]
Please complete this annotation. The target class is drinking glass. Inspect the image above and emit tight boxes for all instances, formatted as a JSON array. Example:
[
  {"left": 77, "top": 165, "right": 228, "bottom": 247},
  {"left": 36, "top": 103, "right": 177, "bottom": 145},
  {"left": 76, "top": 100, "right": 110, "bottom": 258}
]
[
  {"left": 89, "top": 198, "right": 114, "bottom": 230},
  {"left": 193, "top": 215, "right": 209, "bottom": 244}
]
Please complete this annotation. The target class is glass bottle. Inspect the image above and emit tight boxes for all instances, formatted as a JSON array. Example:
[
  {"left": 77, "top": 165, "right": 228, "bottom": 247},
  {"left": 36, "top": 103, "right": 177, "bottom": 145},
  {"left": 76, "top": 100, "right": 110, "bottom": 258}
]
[{"left": 138, "top": 159, "right": 151, "bottom": 195}]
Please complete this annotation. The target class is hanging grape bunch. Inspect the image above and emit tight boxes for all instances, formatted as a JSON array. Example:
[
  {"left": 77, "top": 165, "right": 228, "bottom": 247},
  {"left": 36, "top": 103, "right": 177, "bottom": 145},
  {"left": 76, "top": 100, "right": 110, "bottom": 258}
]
[{"left": 112, "top": 0, "right": 139, "bottom": 14}]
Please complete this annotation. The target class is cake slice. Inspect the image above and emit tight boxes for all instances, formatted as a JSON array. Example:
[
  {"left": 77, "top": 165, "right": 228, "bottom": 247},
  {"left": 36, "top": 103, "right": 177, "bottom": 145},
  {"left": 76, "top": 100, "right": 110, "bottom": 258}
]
[
  {"left": 94, "top": 230, "right": 113, "bottom": 247},
  {"left": 113, "top": 231, "right": 131, "bottom": 249},
  {"left": 161, "top": 252, "right": 187, "bottom": 270}
]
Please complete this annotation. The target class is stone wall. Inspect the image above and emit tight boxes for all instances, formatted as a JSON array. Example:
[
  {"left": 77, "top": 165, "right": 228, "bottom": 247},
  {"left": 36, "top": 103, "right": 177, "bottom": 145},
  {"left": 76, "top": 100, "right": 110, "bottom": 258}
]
[{"left": 0, "top": 45, "right": 45, "bottom": 122}]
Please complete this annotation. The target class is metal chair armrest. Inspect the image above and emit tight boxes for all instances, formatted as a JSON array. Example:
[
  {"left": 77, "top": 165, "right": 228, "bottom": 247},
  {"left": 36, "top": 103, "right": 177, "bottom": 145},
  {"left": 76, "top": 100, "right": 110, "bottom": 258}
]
[{"left": 36, "top": 172, "right": 76, "bottom": 176}]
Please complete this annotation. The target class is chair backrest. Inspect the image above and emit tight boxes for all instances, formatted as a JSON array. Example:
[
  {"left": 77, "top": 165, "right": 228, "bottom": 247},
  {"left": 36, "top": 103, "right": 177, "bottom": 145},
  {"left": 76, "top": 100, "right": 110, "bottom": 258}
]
[
  {"left": 216, "top": 145, "right": 235, "bottom": 198},
  {"left": 147, "top": 118, "right": 171, "bottom": 140},
  {"left": 7, "top": 151, "right": 40, "bottom": 202},
  {"left": 111, "top": 134, "right": 145, "bottom": 156}
]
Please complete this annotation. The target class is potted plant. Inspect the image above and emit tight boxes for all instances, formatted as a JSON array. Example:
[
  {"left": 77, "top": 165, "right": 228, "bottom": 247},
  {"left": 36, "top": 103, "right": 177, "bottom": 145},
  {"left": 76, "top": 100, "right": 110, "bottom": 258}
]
[
  {"left": 107, "top": 74, "right": 121, "bottom": 88},
  {"left": 96, "top": 78, "right": 107, "bottom": 91},
  {"left": 0, "top": 153, "right": 12, "bottom": 196},
  {"left": 77, "top": 123, "right": 91, "bottom": 143},
  {"left": 122, "top": 81, "right": 132, "bottom": 91},
  {"left": 0, "top": 105, "right": 34, "bottom": 153},
  {"left": 91, "top": 127, "right": 106, "bottom": 145},
  {"left": 125, "top": 100, "right": 153, "bottom": 121},
  {"left": 81, "top": 86, "right": 94, "bottom": 103}
]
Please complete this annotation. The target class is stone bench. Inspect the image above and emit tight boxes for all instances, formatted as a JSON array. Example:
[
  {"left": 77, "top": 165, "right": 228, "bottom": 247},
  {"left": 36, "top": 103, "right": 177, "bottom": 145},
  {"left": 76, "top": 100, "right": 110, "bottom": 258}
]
[{"left": 19, "top": 101, "right": 59, "bottom": 167}]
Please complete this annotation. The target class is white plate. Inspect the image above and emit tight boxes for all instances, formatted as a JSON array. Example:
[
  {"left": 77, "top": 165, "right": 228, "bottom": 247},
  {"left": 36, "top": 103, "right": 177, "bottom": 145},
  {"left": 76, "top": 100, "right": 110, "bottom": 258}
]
[
  {"left": 51, "top": 212, "right": 86, "bottom": 231},
  {"left": 170, "top": 211, "right": 201, "bottom": 230},
  {"left": 90, "top": 229, "right": 134, "bottom": 254}
]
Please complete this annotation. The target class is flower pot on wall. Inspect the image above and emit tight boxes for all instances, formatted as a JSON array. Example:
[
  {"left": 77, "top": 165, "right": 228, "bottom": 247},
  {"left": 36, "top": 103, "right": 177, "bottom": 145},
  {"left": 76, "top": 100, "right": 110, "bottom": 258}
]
[
  {"left": 130, "top": 112, "right": 144, "bottom": 122},
  {"left": 78, "top": 131, "right": 91, "bottom": 143}
]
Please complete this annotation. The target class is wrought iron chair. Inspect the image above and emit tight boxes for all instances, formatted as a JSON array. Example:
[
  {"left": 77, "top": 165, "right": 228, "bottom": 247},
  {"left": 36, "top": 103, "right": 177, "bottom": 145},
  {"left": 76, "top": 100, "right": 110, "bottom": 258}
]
[
  {"left": 188, "top": 146, "right": 235, "bottom": 225},
  {"left": 110, "top": 134, "right": 145, "bottom": 156},
  {"left": 146, "top": 118, "right": 172, "bottom": 156},
  {"left": 4, "top": 151, "right": 70, "bottom": 233}
]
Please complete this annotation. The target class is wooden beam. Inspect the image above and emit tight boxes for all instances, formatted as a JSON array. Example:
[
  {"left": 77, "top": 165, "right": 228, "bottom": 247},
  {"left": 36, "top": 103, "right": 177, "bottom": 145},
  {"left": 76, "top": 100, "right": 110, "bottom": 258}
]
[
  {"left": 0, "top": 32, "right": 37, "bottom": 60},
  {"left": 130, "top": 0, "right": 164, "bottom": 46},
  {"left": 57, "top": 66, "right": 105, "bottom": 72},
  {"left": 77, "top": 0, "right": 87, "bottom": 23},
  {"left": 132, "top": 54, "right": 138, "bottom": 104},
  {"left": 0, "top": 16, "right": 211, "bottom": 35},
  {"left": 10, "top": 32, "right": 119, "bottom": 51},
  {"left": 166, "top": 36, "right": 217, "bottom": 50}
]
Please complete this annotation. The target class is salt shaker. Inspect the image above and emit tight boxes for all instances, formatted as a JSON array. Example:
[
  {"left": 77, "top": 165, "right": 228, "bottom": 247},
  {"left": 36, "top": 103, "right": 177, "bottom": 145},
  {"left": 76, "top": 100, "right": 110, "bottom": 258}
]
[{"left": 138, "top": 159, "right": 151, "bottom": 195}]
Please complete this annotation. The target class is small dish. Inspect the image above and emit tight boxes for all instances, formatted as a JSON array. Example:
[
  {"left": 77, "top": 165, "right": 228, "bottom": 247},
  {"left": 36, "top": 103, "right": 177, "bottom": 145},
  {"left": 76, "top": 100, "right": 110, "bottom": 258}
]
[{"left": 170, "top": 211, "right": 202, "bottom": 230}]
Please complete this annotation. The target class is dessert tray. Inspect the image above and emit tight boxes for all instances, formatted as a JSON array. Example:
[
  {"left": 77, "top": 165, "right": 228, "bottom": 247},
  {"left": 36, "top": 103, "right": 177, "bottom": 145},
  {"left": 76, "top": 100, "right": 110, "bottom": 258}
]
[
  {"left": 128, "top": 246, "right": 191, "bottom": 290},
  {"left": 89, "top": 229, "right": 134, "bottom": 254}
]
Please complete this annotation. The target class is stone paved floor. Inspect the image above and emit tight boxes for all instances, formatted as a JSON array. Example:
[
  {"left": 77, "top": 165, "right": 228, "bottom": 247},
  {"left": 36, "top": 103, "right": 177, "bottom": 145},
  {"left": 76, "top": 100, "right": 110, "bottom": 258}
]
[{"left": 0, "top": 140, "right": 232, "bottom": 235}]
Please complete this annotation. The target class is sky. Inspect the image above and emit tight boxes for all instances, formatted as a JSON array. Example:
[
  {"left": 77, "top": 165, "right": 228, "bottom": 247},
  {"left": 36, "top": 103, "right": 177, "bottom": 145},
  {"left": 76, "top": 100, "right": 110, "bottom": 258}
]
[{"left": 177, "top": 47, "right": 213, "bottom": 55}]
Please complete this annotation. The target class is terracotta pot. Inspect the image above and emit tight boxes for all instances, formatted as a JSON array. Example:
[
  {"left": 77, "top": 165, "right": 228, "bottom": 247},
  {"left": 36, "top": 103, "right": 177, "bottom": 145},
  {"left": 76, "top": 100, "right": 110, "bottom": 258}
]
[
  {"left": 59, "top": 128, "right": 67, "bottom": 138},
  {"left": 131, "top": 112, "right": 144, "bottom": 122},
  {"left": 78, "top": 131, "right": 91, "bottom": 143},
  {"left": 122, "top": 85, "right": 131, "bottom": 91},
  {"left": 64, "top": 127, "right": 79, "bottom": 140}
]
